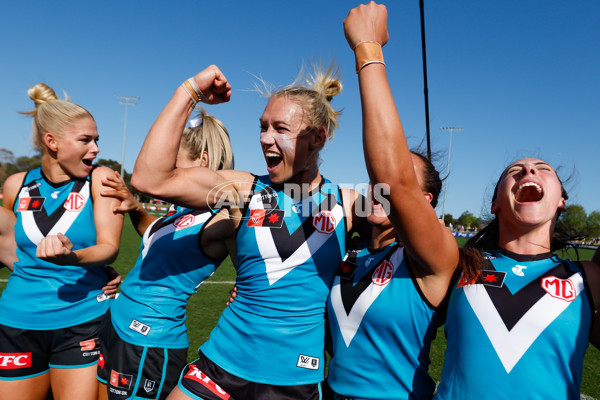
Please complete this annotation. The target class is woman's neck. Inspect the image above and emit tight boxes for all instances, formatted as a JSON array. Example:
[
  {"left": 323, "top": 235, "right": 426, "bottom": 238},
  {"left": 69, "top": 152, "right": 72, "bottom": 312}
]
[
  {"left": 497, "top": 218, "right": 555, "bottom": 255},
  {"left": 41, "top": 155, "right": 70, "bottom": 183},
  {"left": 370, "top": 224, "right": 397, "bottom": 250}
]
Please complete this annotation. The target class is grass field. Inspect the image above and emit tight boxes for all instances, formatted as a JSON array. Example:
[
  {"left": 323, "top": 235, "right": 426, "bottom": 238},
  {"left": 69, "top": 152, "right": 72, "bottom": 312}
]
[{"left": 1, "top": 219, "right": 598, "bottom": 397}]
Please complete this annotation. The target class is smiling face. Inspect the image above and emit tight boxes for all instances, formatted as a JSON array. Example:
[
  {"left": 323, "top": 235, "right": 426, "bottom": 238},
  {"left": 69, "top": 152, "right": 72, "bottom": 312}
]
[
  {"left": 259, "top": 96, "right": 323, "bottom": 185},
  {"left": 48, "top": 116, "right": 99, "bottom": 179},
  {"left": 491, "top": 158, "right": 566, "bottom": 228}
]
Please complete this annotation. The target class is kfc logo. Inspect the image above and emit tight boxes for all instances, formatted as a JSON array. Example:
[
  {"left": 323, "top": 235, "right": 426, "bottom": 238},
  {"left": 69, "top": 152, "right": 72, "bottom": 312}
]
[{"left": 0, "top": 353, "right": 32, "bottom": 369}]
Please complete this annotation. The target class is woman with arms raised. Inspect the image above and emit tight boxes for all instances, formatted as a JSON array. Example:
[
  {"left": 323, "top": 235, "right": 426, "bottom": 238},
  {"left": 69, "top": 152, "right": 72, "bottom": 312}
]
[
  {"left": 325, "top": 3, "right": 459, "bottom": 399},
  {"left": 132, "top": 65, "right": 363, "bottom": 399},
  {"left": 344, "top": 3, "right": 600, "bottom": 399}
]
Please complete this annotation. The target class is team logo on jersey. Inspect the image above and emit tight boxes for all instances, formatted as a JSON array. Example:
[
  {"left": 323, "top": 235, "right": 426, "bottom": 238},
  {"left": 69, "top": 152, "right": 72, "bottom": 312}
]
[
  {"left": 98, "top": 353, "right": 105, "bottom": 369},
  {"left": 331, "top": 248, "right": 403, "bottom": 346},
  {"left": 129, "top": 319, "right": 151, "bottom": 336},
  {"left": 512, "top": 264, "right": 527, "bottom": 276},
  {"left": 0, "top": 353, "right": 31, "bottom": 369},
  {"left": 247, "top": 209, "right": 285, "bottom": 228},
  {"left": 296, "top": 354, "right": 320, "bottom": 370},
  {"left": 457, "top": 270, "right": 506, "bottom": 288},
  {"left": 63, "top": 192, "right": 85, "bottom": 212},
  {"left": 143, "top": 379, "right": 156, "bottom": 393},
  {"left": 110, "top": 370, "right": 133, "bottom": 389},
  {"left": 463, "top": 266, "right": 584, "bottom": 373},
  {"left": 312, "top": 210, "right": 336, "bottom": 234},
  {"left": 174, "top": 214, "right": 195, "bottom": 228},
  {"left": 184, "top": 365, "right": 231, "bottom": 399},
  {"left": 16, "top": 197, "right": 45, "bottom": 212},
  {"left": 541, "top": 276, "right": 577, "bottom": 302},
  {"left": 372, "top": 260, "right": 394, "bottom": 286},
  {"left": 51, "top": 190, "right": 59, "bottom": 199}
]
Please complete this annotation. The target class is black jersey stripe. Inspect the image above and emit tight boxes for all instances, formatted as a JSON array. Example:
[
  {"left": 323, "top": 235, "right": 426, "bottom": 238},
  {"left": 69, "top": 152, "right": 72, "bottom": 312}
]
[{"left": 485, "top": 261, "right": 576, "bottom": 330}]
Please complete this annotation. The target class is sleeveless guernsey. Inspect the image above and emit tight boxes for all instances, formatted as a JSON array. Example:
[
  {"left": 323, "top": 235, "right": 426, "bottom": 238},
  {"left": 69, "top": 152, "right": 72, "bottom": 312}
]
[
  {"left": 436, "top": 249, "right": 592, "bottom": 400},
  {"left": 328, "top": 243, "right": 439, "bottom": 400},
  {"left": 201, "top": 175, "right": 346, "bottom": 385},
  {"left": 0, "top": 167, "right": 111, "bottom": 330},
  {"left": 110, "top": 207, "right": 223, "bottom": 348}
]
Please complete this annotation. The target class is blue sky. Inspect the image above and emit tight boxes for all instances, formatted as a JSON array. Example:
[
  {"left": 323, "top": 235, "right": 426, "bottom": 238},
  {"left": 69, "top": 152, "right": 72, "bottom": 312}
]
[{"left": 1, "top": 1, "right": 598, "bottom": 219}]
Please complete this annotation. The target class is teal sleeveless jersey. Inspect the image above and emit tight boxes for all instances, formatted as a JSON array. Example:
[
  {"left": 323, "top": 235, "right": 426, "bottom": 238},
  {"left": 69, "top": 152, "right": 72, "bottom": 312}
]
[
  {"left": 436, "top": 249, "right": 592, "bottom": 399},
  {"left": 327, "top": 244, "right": 438, "bottom": 400},
  {"left": 201, "top": 175, "right": 346, "bottom": 385},
  {"left": 0, "top": 167, "right": 111, "bottom": 329},
  {"left": 110, "top": 207, "right": 222, "bottom": 348}
]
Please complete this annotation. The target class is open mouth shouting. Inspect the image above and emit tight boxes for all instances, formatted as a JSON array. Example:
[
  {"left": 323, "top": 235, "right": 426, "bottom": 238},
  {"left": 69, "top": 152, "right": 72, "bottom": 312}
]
[
  {"left": 265, "top": 151, "right": 282, "bottom": 170},
  {"left": 514, "top": 181, "right": 543, "bottom": 203}
]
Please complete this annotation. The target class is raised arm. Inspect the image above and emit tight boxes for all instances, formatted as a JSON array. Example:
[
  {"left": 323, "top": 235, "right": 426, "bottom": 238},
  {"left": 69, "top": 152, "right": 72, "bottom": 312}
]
[
  {"left": 131, "top": 65, "right": 245, "bottom": 210},
  {"left": 344, "top": 2, "right": 458, "bottom": 305}
]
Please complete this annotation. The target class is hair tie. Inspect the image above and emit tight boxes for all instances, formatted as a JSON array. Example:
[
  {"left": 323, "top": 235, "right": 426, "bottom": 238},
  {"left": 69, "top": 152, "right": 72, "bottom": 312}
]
[{"left": 189, "top": 116, "right": 203, "bottom": 128}]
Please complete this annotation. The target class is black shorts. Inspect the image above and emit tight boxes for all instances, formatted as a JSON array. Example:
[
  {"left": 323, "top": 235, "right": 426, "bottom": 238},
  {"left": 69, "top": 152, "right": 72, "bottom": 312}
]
[
  {"left": 97, "top": 314, "right": 187, "bottom": 400},
  {"left": 178, "top": 351, "right": 322, "bottom": 400},
  {"left": 0, "top": 313, "right": 104, "bottom": 380}
]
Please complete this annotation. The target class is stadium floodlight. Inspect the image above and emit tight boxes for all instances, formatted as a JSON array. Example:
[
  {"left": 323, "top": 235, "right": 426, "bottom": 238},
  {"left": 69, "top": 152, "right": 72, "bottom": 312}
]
[
  {"left": 116, "top": 95, "right": 140, "bottom": 177},
  {"left": 440, "top": 126, "right": 464, "bottom": 222}
]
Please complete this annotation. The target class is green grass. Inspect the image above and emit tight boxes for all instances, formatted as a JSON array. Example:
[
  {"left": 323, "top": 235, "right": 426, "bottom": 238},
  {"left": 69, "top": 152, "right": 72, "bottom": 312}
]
[{"left": 1, "top": 221, "right": 598, "bottom": 398}]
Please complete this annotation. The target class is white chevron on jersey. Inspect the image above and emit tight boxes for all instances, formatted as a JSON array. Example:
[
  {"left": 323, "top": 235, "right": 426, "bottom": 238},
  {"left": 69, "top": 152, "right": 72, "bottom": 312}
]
[
  {"left": 464, "top": 272, "right": 584, "bottom": 373},
  {"left": 141, "top": 212, "right": 210, "bottom": 259},
  {"left": 331, "top": 249, "right": 404, "bottom": 346},
  {"left": 19, "top": 182, "right": 90, "bottom": 245},
  {"left": 251, "top": 197, "right": 345, "bottom": 285}
]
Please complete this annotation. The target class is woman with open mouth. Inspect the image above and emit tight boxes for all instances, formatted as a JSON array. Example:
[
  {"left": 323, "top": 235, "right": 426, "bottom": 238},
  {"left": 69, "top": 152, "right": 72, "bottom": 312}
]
[
  {"left": 345, "top": 3, "right": 600, "bottom": 399},
  {"left": 131, "top": 64, "right": 365, "bottom": 399},
  {"left": 0, "top": 83, "right": 124, "bottom": 400}
]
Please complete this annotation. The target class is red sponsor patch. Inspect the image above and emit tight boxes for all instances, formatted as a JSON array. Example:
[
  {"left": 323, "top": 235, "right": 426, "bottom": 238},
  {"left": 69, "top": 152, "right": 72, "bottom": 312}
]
[
  {"left": 247, "top": 209, "right": 266, "bottom": 227},
  {"left": 16, "top": 197, "right": 45, "bottom": 212},
  {"left": 372, "top": 260, "right": 394, "bottom": 286},
  {"left": 541, "top": 276, "right": 577, "bottom": 302},
  {"left": 0, "top": 353, "right": 32, "bottom": 369},
  {"left": 312, "top": 210, "right": 336, "bottom": 234},
  {"left": 110, "top": 370, "right": 133, "bottom": 389},
  {"left": 98, "top": 353, "right": 105, "bottom": 369},
  {"left": 174, "top": 214, "right": 195, "bottom": 228},
  {"left": 80, "top": 339, "right": 98, "bottom": 351},
  {"left": 184, "top": 365, "right": 231, "bottom": 399},
  {"left": 63, "top": 192, "right": 85, "bottom": 212}
]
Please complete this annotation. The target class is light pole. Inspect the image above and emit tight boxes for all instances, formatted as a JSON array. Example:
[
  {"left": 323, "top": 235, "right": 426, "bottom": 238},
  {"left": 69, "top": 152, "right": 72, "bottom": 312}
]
[
  {"left": 440, "top": 126, "right": 463, "bottom": 222},
  {"left": 116, "top": 95, "right": 139, "bottom": 177}
]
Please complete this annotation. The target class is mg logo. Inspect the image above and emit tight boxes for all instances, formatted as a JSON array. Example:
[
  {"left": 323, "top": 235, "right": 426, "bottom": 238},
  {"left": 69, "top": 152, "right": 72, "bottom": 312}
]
[
  {"left": 372, "top": 260, "right": 394, "bottom": 286},
  {"left": 174, "top": 214, "right": 195, "bottom": 228},
  {"left": 541, "top": 276, "right": 577, "bottom": 302},
  {"left": 312, "top": 210, "right": 336, "bottom": 234},
  {"left": 64, "top": 192, "right": 85, "bottom": 212}
]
